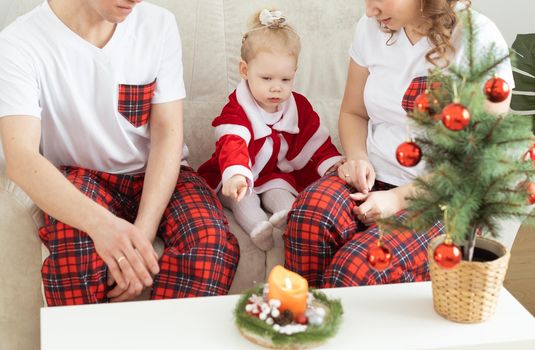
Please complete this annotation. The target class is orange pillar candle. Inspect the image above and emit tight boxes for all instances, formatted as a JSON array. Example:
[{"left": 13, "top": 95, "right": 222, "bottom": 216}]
[{"left": 267, "top": 265, "right": 308, "bottom": 316}]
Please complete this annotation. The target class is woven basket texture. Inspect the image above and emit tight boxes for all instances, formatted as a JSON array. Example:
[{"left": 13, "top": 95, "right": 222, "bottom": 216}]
[{"left": 428, "top": 235, "right": 510, "bottom": 323}]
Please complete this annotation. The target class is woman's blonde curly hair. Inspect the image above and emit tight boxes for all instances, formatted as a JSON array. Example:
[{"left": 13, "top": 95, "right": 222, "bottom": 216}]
[{"left": 384, "top": 0, "right": 471, "bottom": 67}]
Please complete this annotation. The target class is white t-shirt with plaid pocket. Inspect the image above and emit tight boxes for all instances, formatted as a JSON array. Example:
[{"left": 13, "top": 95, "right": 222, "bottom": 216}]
[
  {"left": 349, "top": 7, "right": 514, "bottom": 186},
  {"left": 0, "top": 1, "right": 187, "bottom": 174}
]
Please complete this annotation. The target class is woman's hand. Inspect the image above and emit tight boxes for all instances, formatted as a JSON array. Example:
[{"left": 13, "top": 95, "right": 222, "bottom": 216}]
[
  {"left": 349, "top": 189, "right": 403, "bottom": 225},
  {"left": 338, "top": 159, "right": 376, "bottom": 194}
]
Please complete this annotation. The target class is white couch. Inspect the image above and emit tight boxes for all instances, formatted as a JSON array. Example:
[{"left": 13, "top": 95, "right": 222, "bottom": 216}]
[
  {"left": 0, "top": 1, "right": 522, "bottom": 349},
  {"left": 0, "top": 1, "right": 361, "bottom": 349}
]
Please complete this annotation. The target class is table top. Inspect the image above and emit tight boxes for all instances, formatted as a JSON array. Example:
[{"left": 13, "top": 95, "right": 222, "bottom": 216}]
[{"left": 41, "top": 282, "right": 535, "bottom": 350}]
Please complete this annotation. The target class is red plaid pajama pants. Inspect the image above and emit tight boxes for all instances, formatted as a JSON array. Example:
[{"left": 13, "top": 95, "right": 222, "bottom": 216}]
[
  {"left": 284, "top": 173, "right": 443, "bottom": 288},
  {"left": 39, "top": 166, "right": 240, "bottom": 306}
]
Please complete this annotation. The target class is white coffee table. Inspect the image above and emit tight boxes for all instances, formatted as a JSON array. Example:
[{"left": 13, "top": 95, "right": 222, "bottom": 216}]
[{"left": 41, "top": 282, "right": 535, "bottom": 350}]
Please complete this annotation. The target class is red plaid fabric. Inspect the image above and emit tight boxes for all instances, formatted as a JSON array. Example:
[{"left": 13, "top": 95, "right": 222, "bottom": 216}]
[
  {"left": 39, "top": 166, "right": 239, "bottom": 306},
  {"left": 118, "top": 79, "right": 156, "bottom": 127},
  {"left": 284, "top": 173, "right": 443, "bottom": 288},
  {"left": 401, "top": 76, "right": 428, "bottom": 113}
]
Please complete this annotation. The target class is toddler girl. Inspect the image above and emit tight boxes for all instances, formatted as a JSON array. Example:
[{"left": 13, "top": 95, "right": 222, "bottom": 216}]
[{"left": 199, "top": 9, "right": 342, "bottom": 250}]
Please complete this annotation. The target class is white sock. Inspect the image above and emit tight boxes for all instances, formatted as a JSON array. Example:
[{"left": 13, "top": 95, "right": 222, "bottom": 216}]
[
  {"left": 261, "top": 189, "right": 295, "bottom": 229},
  {"left": 268, "top": 210, "right": 289, "bottom": 229},
  {"left": 250, "top": 221, "right": 274, "bottom": 251},
  {"left": 218, "top": 190, "right": 273, "bottom": 250}
]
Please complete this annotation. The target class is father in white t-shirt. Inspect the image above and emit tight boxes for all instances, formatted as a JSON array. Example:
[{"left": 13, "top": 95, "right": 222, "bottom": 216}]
[{"left": 0, "top": 0, "right": 239, "bottom": 305}]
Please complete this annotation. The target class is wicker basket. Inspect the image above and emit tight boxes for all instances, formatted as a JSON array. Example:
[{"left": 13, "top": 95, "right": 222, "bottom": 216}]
[{"left": 428, "top": 235, "right": 511, "bottom": 323}]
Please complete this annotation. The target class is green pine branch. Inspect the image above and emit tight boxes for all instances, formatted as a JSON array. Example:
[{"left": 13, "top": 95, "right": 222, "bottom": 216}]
[{"left": 397, "top": 7, "right": 535, "bottom": 250}]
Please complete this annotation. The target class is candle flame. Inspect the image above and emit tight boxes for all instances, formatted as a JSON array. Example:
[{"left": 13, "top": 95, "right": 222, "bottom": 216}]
[{"left": 284, "top": 276, "right": 292, "bottom": 289}]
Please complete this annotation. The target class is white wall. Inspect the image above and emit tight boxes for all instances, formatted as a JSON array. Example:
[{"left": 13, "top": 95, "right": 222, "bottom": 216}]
[
  {"left": 472, "top": 0, "right": 535, "bottom": 45},
  {"left": 1, "top": 1, "right": 534, "bottom": 46}
]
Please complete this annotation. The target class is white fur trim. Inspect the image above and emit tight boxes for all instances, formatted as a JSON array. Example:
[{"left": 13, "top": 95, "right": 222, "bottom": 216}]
[
  {"left": 252, "top": 138, "right": 274, "bottom": 180},
  {"left": 215, "top": 124, "right": 252, "bottom": 145},
  {"left": 272, "top": 96, "right": 299, "bottom": 134},
  {"left": 277, "top": 125, "right": 330, "bottom": 171},
  {"left": 236, "top": 80, "right": 299, "bottom": 140},
  {"left": 254, "top": 178, "right": 298, "bottom": 195},
  {"left": 277, "top": 134, "right": 289, "bottom": 163},
  {"left": 222, "top": 165, "right": 254, "bottom": 187},
  {"left": 317, "top": 156, "right": 344, "bottom": 176}
]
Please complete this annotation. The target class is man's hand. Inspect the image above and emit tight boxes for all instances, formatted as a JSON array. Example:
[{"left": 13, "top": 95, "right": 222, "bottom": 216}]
[
  {"left": 88, "top": 216, "right": 159, "bottom": 302},
  {"left": 106, "top": 220, "right": 160, "bottom": 302},
  {"left": 222, "top": 175, "right": 248, "bottom": 202}
]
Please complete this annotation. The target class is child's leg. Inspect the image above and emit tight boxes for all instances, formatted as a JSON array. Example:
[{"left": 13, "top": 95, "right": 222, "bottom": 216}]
[
  {"left": 260, "top": 188, "right": 296, "bottom": 229},
  {"left": 218, "top": 190, "right": 274, "bottom": 251}
]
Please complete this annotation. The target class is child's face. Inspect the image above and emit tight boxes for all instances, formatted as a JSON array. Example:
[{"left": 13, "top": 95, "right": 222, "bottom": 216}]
[{"left": 240, "top": 51, "right": 297, "bottom": 113}]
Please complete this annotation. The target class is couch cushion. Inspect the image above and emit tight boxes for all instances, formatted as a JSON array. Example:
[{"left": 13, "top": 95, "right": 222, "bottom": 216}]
[{"left": 0, "top": 181, "right": 43, "bottom": 350}]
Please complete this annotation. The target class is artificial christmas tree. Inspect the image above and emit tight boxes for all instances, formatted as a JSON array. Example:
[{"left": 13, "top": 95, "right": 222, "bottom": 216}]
[{"left": 382, "top": 9, "right": 534, "bottom": 323}]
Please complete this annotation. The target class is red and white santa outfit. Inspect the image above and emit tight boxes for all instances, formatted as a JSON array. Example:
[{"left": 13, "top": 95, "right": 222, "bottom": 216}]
[
  {"left": 199, "top": 80, "right": 342, "bottom": 195},
  {"left": 198, "top": 80, "right": 342, "bottom": 250}
]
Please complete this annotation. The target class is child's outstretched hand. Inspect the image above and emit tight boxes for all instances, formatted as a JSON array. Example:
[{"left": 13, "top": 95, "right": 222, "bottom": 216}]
[{"left": 222, "top": 174, "right": 248, "bottom": 202}]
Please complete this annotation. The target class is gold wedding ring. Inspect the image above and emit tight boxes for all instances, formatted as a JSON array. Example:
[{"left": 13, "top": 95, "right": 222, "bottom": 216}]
[{"left": 116, "top": 256, "right": 126, "bottom": 264}]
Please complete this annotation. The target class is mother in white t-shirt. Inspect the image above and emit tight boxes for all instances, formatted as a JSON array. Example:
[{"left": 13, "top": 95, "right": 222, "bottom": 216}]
[{"left": 284, "top": 0, "right": 514, "bottom": 288}]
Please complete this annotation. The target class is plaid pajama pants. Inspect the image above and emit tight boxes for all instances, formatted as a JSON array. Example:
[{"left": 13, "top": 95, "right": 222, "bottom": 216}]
[
  {"left": 39, "top": 166, "right": 240, "bottom": 306},
  {"left": 284, "top": 173, "right": 443, "bottom": 288}
]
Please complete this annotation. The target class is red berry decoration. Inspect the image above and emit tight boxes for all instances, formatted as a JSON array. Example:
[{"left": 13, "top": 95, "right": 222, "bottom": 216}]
[
  {"left": 295, "top": 314, "right": 308, "bottom": 325},
  {"left": 441, "top": 103, "right": 471, "bottom": 131},
  {"left": 527, "top": 182, "right": 535, "bottom": 204},
  {"left": 484, "top": 77, "right": 510, "bottom": 103},
  {"left": 414, "top": 93, "right": 439, "bottom": 114},
  {"left": 396, "top": 141, "right": 422, "bottom": 167},
  {"left": 367, "top": 241, "right": 392, "bottom": 271},
  {"left": 433, "top": 240, "right": 462, "bottom": 269}
]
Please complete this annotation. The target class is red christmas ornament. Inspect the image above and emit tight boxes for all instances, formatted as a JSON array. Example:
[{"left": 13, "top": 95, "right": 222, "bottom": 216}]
[
  {"left": 528, "top": 143, "right": 535, "bottom": 161},
  {"left": 367, "top": 241, "right": 392, "bottom": 271},
  {"left": 527, "top": 182, "right": 535, "bottom": 204},
  {"left": 414, "top": 93, "right": 439, "bottom": 114},
  {"left": 441, "top": 103, "right": 471, "bottom": 131},
  {"left": 484, "top": 77, "right": 510, "bottom": 103},
  {"left": 433, "top": 240, "right": 462, "bottom": 269},
  {"left": 396, "top": 141, "right": 422, "bottom": 167}
]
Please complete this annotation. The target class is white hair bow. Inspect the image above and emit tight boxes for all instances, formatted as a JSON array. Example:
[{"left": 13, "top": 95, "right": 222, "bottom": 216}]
[{"left": 259, "top": 9, "right": 286, "bottom": 27}]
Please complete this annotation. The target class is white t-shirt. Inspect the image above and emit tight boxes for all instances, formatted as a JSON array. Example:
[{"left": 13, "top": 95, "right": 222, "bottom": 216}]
[
  {"left": 0, "top": 1, "right": 187, "bottom": 174},
  {"left": 349, "top": 7, "right": 514, "bottom": 186}
]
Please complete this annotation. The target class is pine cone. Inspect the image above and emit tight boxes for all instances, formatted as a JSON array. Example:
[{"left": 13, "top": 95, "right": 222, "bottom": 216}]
[{"left": 274, "top": 309, "right": 294, "bottom": 326}]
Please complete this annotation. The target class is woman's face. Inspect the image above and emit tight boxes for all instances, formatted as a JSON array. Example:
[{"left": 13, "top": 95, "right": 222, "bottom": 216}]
[{"left": 365, "top": 0, "right": 421, "bottom": 30}]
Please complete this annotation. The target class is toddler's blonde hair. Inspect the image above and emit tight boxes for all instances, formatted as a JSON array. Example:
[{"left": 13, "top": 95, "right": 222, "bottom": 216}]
[{"left": 241, "top": 9, "right": 301, "bottom": 63}]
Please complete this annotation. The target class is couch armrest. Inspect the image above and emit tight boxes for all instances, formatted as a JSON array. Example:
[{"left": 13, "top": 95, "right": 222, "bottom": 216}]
[{"left": 0, "top": 172, "right": 43, "bottom": 350}]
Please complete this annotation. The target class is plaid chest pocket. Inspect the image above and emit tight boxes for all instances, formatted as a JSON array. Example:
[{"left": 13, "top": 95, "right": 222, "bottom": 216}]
[
  {"left": 402, "top": 76, "right": 428, "bottom": 113},
  {"left": 118, "top": 79, "right": 156, "bottom": 127}
]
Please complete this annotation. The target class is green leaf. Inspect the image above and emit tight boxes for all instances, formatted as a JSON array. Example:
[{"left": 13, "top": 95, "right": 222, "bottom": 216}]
[{"left": 511, "top": 33, "right": 535, "bottom": 115}]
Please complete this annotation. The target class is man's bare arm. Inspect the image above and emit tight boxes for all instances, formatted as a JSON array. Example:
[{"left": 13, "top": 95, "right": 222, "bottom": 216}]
[{"left": 0, "top": 116, "right": 159, "bottom": 291}]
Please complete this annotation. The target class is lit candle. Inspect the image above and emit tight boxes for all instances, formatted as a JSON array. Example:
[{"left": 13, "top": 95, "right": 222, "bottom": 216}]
[{"left": 268, "top": 265, "right": 308, "bottom": 316}]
